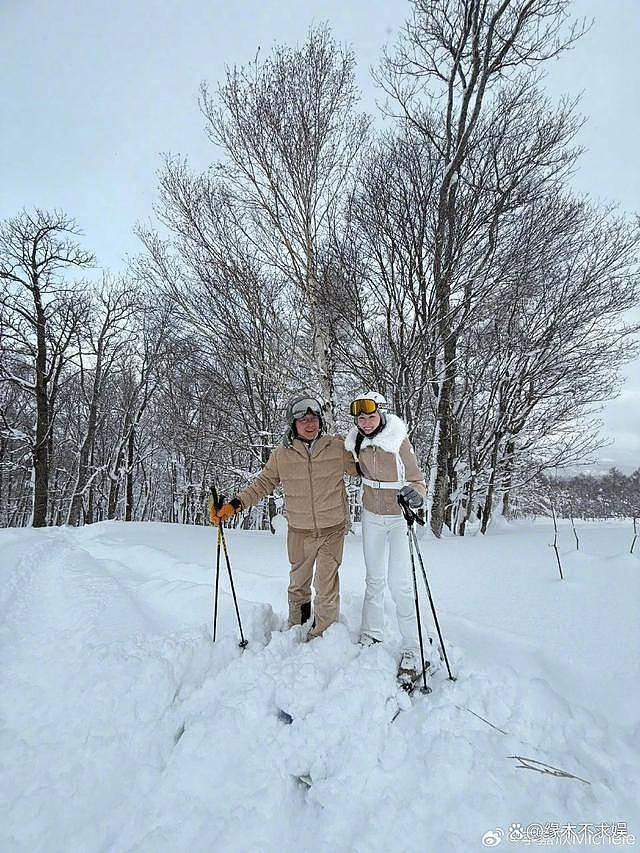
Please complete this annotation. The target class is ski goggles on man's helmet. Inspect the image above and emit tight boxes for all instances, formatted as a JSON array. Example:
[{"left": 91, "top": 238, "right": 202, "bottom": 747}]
[
  {"left": 290, "top": 397, "right": 322, "bottom": 419},
  {"left": 350, "top": 398, "right": 380, "bottom": 416}
]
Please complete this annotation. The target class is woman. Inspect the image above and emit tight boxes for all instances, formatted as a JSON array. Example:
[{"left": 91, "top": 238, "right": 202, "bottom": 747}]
[{"left": 345, "top": 391, "right": 427, "bottom": 682}]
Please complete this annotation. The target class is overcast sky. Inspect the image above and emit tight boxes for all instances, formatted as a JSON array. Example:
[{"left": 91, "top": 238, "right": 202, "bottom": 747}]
[{"left": 2, "top": 0, "right": 639, "bottom": 471}]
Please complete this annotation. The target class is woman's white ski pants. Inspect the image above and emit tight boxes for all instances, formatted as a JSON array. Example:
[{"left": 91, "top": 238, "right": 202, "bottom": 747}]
[{"left": 360, "top": 508, "right": 419, "bottom": 651}]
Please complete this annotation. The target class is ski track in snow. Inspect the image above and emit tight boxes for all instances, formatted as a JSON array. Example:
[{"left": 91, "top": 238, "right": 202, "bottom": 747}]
[{"left": 1, "top": 520, "right": 639, "bottom": 852}]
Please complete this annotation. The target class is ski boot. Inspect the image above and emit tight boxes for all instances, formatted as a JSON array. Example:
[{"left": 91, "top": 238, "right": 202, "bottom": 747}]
[{"left": 397, "top": 649, "right": 431, "bottom": 693}]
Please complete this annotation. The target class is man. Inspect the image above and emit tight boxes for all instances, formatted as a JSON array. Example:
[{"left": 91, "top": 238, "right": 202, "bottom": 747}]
[{"left": 211, "top": 392, "right": 358, "bottom": 640}]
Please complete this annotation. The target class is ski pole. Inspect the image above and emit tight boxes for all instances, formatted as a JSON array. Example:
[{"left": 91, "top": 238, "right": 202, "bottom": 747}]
[
  {"left": 211, "top": 485, "right": 248, "bottom": 649},
  {"left": 212, "top": 523, "right": 222, "bottom": 642},
  {"left": 406, "top": 519, "right": 430, "bottom": 694},
  {"left": 218, "top": 519, "right": 248, "bottom": 649},
  {"left": 398, "top": 493, "right": 455, "bottom": 682},
  {"left": 409, "top": 527, "right": 455, "bottom": 681}
]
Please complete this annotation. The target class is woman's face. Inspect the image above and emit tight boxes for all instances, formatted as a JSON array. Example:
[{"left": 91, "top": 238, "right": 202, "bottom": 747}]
[{"left": 356, "top": 412, "right": 381, "bottom": 434}]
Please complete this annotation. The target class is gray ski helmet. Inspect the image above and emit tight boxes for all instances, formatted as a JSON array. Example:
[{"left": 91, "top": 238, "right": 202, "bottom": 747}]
[
  {"left": 284, "top": 391, "right": 325, "bottom": 445},
  {"left": 287, "top": 392, "right": 324, "bottom": 425}
]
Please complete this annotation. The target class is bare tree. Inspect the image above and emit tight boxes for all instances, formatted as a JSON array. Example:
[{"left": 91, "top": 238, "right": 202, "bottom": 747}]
[
  {"left": 378, "top": 0, "right": 586, "bottom": 536},
  {"left": 0, "top": 209, "right": 93, "bottom": 526},
  {"left": 66, "top": 276, "right": 137, "bottom": 526},
  {"left": 199, "top": 25, "right": 370, "bottom": 428},
  {"left": 138, "top": 174, "right": 302, "bottom": 442},
  {"left": 103, "top": 294, "right": 170, "bottom": 523},
  {"left": 137, "top": 164, "right": 306, "bottom": 527},
  {"left": 341, "top": 128, "right": 439, "bottom": 439},
  {"left": 0, "top": 371, "right": 32, "bottom": 526},
  {"left": 455, "top": 193, "right": 640, "bottom": 533}
]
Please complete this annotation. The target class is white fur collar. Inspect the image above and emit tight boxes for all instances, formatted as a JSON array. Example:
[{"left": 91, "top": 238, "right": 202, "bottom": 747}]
[{"left": 345, "top": 413, "right": 407, "bottom": 454}]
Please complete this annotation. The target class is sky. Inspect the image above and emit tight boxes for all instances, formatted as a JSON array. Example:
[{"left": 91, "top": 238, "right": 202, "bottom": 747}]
[{"left": 2, "top": 0, "right": 639, "bottom": 472}]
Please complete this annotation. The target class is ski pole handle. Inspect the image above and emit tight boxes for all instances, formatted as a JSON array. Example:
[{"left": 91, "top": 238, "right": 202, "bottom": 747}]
[
  {"left": 211, "top": 484, "right": 225, "bottom": 509},
  {"left": 397, "top": 493, "right": 425, "bottom": 526}
]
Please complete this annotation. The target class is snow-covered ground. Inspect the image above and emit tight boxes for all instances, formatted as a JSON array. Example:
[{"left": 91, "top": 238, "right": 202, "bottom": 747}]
[{"left": 1, "top": 518, "right": 638, "bottom": 852}]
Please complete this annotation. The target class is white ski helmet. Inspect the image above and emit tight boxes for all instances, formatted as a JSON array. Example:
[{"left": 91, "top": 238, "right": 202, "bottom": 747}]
[
  {"left": 362, "top": 390, "right": 386, "bottom": 408},
  {"left": 349, "top": 390, "right": 387, "bottom": 417}
]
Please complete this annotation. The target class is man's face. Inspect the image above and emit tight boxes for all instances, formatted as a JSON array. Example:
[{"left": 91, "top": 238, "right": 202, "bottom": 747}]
[
  {"left": 356, "top": 412, "right": 381, "bottom": 434},
  {"left": 296, "top": 413, "right": 320, "bottom": 441}
]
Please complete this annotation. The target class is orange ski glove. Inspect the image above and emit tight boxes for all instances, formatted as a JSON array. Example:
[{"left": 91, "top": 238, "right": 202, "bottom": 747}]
[{"left": 209, "top": 497, "right": 242, "bottom": 525}]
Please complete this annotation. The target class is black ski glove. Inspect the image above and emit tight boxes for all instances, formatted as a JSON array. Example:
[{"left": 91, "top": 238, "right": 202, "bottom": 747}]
[{"left": 398, "top": 485, "right": 424, "bottom": 509}]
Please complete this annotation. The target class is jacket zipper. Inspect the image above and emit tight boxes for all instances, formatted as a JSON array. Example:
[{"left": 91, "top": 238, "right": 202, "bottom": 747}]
[
  {"left": 372, "top": 446, "right": 380, "bottom": 514},
  {"left": 308, "top": 452, "right": 319, "bottom": 533}
]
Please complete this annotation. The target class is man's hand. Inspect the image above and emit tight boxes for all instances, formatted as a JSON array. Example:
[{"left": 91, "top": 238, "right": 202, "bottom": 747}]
[{"left": 208, "top": 497, "right": 242, "bottom": 525}]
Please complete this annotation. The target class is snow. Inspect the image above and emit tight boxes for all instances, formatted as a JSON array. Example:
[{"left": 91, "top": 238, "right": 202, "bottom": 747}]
[
  {"left": 1, "top": 427, "right": 28, "bottom": 440},
  {"left": 1, "top": 519, "right": 639, "bottom": 852}
]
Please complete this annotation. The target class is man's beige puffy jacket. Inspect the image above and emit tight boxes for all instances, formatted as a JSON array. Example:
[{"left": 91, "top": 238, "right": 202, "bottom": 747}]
[{"left": 237, "top": 435, "right": 358, "bottom": 531}]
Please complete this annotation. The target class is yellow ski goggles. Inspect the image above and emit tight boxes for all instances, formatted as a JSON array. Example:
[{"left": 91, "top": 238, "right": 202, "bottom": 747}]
[{"left": 350, "top": 398, "right": 380, "bottom": 416}]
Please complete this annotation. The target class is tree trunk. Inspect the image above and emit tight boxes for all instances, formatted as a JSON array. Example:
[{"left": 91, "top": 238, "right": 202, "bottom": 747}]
[
  {"left": 32, "top": 392, "right": 49, "bottom": 527},
  {"left": 481, "top": 440, "right": 501, "bottom": 534},
  {"left": 457, "top": 476, "right": 476, "bottom": 536},
  {"left": 67, "top": 443, "right": 91, "bottom": 526},
  {"left": 445, "top": 417, "right": 460, "bottom": 531},
  {"left": 32, "top": 286, "right": 49, "bottom": 527},
  {"left": 85, "top": 442, "right": 96, "bottom": 525},
  {"left": 107, "top": 478, "right": 119, "bottom": 520},
  {"left": 0, "top": 438, "right": 5, "bottom": 526},
  {"left": 107, "top": 446, "right": 123, "bottom": 520},
  {"left": 267, "top": 496, "right": 277, "bottom": 534},
  {"left": 307, "top": 256, "right": 336, "bottom": 431},
  {"left": 430, "top": 334, "right": 456, "bottom": 537},
  {"left": 125, "top": 427, "right": 135, "bottom": 521},
  {"left": 501, "top": 439, "right": 516, "bottom": 517},
  {"left": 67, "top": 366, "right": 102, "bottom": 526}
]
